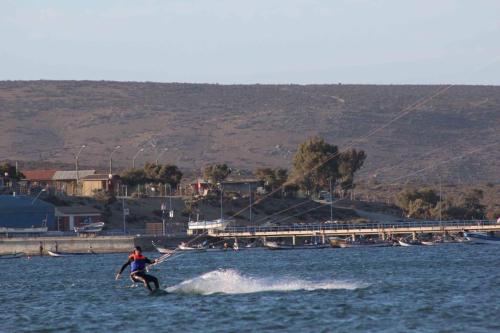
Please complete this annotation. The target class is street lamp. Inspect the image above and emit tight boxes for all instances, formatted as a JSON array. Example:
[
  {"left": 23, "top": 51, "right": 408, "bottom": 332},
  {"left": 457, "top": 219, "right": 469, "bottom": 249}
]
[
  {"left": 247, "top": 183, "right": 252, "bottom": 224},
  {"left": 156, "top": 148, "right": 168, "bottom": 166},
  {"left": 75, "top": 144, "right": 87, "bottom": 185},
  {"left": 31, "top": 188, "right": 46, "bottom": 205},
  {"left": 132, "top": 148, "right": 145, "bottom": 169},
  {"left": 109, "top": 145, "right": 121, "bottom": 174}
]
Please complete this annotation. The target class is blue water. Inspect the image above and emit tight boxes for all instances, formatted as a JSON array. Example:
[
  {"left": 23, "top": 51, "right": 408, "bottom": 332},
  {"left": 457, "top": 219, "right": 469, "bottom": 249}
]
[{"left": 2, "top": 245, "right": 500, "bottom": 332}]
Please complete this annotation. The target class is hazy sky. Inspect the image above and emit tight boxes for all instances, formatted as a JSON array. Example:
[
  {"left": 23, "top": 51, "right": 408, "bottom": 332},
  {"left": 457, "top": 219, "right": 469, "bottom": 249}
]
[{"left": 1, "top": 0, "right": 499, "bottom": 84}]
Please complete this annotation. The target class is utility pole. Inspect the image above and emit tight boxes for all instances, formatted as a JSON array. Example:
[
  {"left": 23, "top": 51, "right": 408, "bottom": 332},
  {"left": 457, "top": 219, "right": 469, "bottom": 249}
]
[
  {"left": 248, "top": 183, "right": 252, "bottom": 224},
  {"left": 122, "top": 197, "right": 127, "bottom": 235},
  {"left": 169, "top": 184, "right": 172, "bottom": 213},
  {"left": 109, "top": 145, "right": 121, "bottom": 175},
  {"left": 161, "top": 201, "right": 166, "bottom": 236},
  {"left": 220, "top": 184, "right": 223, "bottom": 220},
  {"left": 75, "top": 144, "right": 87, "bottom": 194},
  {"left": 329, "top": 178, "right": 333, "bottom": 222},
  {"left": 439, "top": 175, "right": 443, "bottom": 222}
]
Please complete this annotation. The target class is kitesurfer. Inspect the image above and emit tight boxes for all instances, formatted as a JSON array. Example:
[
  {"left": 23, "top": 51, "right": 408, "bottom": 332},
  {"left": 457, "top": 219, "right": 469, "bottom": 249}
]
[{"left": 115, "top": 246, "right": 159, "bottom": 292}]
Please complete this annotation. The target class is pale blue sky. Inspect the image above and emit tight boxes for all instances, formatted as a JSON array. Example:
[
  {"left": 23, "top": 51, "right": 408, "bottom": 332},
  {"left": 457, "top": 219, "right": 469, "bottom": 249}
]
[{"left": 1, "top": 0, "right": 499, "bottom": 84}]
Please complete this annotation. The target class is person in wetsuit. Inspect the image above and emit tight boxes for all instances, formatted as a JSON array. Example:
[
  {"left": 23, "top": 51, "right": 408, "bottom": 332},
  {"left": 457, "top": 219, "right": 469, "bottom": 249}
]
[{"left": 115, "top": 246, "right": 159, "bottom": 292}]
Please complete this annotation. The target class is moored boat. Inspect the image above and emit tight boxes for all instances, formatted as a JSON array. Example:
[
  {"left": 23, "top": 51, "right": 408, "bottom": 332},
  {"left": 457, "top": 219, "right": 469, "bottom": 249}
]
[
  {"left": 47, "top": 250, "right": 97, "bottom": 257},
  {"left": 0, "top": 252, "right": 25, "bottom": 259},
  {"left": 398, "top": 240, "right": 421, "bottom": 247},
  {"left": 152, "top": 241, "right": 175, "bottom": 254},
  {"left": 264, "top": 241, "right": 329, "bottom": 250},
  {"left": 464, "top": 232, "right": 500, "bottom": 245},
  {"left": 340, "top": 241, "right": 393, "bottom": 248},
  {"left": 74, "top": 222, "right": 105, "bottom": 234},
  {"left": 421, "top": 241, "right": 435, "bottom": 246},
  {"left": 177, "top": 242, "right": 207, "bottom": 251}
]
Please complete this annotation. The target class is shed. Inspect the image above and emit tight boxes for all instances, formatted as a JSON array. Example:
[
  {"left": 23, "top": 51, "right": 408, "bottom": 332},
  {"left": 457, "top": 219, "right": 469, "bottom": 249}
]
[{"left": 55, "top": 206, "right": 102, "bottom": 231}]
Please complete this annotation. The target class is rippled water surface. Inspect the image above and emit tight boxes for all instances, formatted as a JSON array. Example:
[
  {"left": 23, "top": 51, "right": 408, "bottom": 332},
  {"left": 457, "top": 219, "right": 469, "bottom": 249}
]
[{"left": 2, "top": 244, "right": 500, "bottom": 332}]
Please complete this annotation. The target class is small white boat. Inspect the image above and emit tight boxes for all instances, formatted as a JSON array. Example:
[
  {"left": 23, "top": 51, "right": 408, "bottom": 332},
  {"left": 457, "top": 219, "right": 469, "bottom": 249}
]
[
  {"left": 421, "top": 241, "right": 435, "bottom": 246},
  {"left": 188, "top": 219, "right": 233, "bottom": 231},
  {"left": 48, "top": 250, "right": 96, "bottom": 257},
  {"left": 464, "top": 232, "right": 500, "bottom": 245},
  {"left": 177, "top": 243, "right": 207, "bottom": 251},
  {"left": 0, "top": 252, "right": 25, "bottom": 259},
  {"left": 398, "top": 240, "right": 420, "bottom": 247},
  {"left": 152, "top": 241, "right": 175, "bottom": 254},
  {"left": 74, "top": 222, "right": 105, "bottom": 234}
]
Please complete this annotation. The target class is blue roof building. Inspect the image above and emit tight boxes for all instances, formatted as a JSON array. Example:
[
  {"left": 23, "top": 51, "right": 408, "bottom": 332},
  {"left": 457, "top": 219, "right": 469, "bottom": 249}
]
[{"left": 0, "top": 195, "right": 55, "bottom": 229}]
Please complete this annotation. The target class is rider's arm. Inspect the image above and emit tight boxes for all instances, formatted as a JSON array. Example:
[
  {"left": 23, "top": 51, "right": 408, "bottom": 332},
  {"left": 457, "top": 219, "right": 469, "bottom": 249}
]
[
  {"left": 118, "top": 258, "right": 132, "bottom": 274},
  {"left": 145, "top": 257, "right": 156, "bottom": 265}
]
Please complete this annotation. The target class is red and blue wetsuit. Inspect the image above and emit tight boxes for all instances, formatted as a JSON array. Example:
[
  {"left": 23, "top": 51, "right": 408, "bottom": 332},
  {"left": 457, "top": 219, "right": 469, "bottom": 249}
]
[{"left": 119, "top": 253, "right": 159, "bottom": 291}]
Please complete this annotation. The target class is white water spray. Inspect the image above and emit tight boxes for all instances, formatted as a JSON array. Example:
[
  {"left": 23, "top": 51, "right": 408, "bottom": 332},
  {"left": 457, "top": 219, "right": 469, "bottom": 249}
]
[{"left": 166, "top": 269, "right": 369, "bottom": 295}]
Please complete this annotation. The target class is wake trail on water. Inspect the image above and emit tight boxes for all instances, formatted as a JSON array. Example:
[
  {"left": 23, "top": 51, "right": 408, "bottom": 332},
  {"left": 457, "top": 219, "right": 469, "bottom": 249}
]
[{"left": 165, "top": 269, "right": 369, "bottom": 295}]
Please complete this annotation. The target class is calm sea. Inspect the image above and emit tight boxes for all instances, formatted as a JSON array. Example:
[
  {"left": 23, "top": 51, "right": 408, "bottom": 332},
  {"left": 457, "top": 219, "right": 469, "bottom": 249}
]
[{"left": 2, "top": 244, "right": 499, "bottom": 332}]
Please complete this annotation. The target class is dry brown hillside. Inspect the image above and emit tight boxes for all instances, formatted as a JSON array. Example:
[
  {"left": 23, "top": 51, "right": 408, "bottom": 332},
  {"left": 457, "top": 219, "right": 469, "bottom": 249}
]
[{"left": 0, "top": 81, "right": 498, "bottom": 183}]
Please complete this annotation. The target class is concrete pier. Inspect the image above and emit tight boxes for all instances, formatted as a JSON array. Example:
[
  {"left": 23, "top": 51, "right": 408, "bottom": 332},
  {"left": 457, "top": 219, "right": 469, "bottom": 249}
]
[
  {"left": 0, "top": 236, "right": 135, "bottom": 255},
  {"left": 0, "top": 235, "right": 193, "bottom": 255}
]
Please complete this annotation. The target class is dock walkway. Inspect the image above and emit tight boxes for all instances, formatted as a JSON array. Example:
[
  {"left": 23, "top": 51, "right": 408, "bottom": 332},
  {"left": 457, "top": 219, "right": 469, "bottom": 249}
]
[{"left": 209, "top": 220, "right": 500, "bottom": 240}]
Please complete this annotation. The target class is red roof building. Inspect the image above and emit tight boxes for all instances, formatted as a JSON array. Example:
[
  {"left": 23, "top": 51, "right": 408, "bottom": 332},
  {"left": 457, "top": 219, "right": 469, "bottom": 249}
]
[{"left": 23, "top": 170, "right": 57, "bottom": 182}]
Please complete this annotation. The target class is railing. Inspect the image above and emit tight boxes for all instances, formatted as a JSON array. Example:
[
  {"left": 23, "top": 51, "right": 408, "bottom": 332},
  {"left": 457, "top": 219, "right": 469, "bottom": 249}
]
[{"left": 212, "top": 220, "right": 499, "bottom": 234}]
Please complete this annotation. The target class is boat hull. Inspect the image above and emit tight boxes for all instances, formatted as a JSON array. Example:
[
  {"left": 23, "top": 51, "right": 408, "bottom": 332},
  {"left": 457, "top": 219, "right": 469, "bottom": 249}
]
[
  {"left": 339, "top": 242, "right": 392, "bottom": 248},
  {"left": 464, "top": 232, "right": 500, "bottom": 245},
  {"left": 265, "top": 242, "right": 330, "bottom": 250},
  {"left": 48, "top": 251, "right": 96, "bottom": 257},
  {"left": 0, "top": 252, "right": 25, "bottom": 259},
  {"left": 398, "top": 240, "right": 420, "bottom": 247}
]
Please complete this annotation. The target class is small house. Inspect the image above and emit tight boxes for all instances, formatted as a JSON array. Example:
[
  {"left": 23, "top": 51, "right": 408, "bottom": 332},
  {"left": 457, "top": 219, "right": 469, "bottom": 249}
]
[
  {"left": 81, "top": 174, "right": 120, "bottom": 197},
  {"left": 52, "top": 170, "right": 96, "bottom": 195}
]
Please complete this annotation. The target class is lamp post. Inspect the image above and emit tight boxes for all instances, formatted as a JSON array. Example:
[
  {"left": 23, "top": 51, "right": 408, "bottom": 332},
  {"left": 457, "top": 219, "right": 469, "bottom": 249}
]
[
  {"left": 75, "top": 144, "right": 87, "bottom": 186},
  {"left": 248, "top": 183, "right": 252, "bottom": 224},
  {"left": 156, "top": 148, "right": 168, "bottom": 166},
  {"left": 329, "top": 178, "right": 333, "bottom": 223},
  {"left": 109, "top": 145, "right": 121, "bottom": 175},
  {"left": 31, "top": 188, "right": 47, "bottom": 205},
  {"left": 132, "top": 148, "right": 145, "bottom": 169}
]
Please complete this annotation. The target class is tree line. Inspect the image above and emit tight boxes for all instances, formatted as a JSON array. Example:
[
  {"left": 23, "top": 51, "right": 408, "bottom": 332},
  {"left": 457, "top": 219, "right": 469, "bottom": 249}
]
[{"left": 395, "top": 187, "right": 493, "bottom": 220}]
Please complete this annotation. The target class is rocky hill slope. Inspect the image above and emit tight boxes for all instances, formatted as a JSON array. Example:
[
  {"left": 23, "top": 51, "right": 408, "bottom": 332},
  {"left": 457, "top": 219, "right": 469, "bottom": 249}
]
[{"left": 1, "top": 81, "right": 498, "bottom": 183}]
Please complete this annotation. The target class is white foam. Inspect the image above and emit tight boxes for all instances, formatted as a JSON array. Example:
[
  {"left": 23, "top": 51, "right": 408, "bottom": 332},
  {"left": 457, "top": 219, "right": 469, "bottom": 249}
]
[{"left": 165, "top": 269, "right": 368, "bottom": 295}]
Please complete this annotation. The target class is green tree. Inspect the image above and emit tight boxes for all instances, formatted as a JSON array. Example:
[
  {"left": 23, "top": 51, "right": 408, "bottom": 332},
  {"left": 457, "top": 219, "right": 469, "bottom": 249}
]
[
  {"left": 120, "top": 168, "right": 147, "bottom": 186},
  {"left": 203, "top": 164, "right": 231, "bottom": 184},
  {"left": 460, "top": 189, "right": 486, "bottom": 219},
  {"left": 338, "top": 149, "right": 366, "bottom": 192},
  {"left": 291, "top": 137, "right": 339, "bottom": 194},
  {"left": 0, "top": 163, "right": 24, "bottom": 180},
  {"left": 157, "top": 164, "right": 183, "bottom": 188},
  {"left": 144, "top": 163, "right": 182, "bottom": 182},
  {"left": 254, "top": 167, "right": 288, "bottom": 191},
  {"left": 396, "top": 188, "right": 440, "bottom": 218}
]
